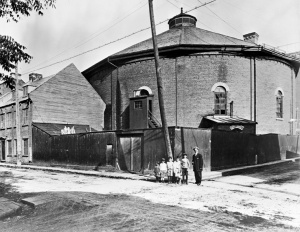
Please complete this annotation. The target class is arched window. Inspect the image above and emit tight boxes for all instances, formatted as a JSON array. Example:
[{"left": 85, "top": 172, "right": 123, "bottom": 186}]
[
  {"left": 276, "top": 90, "right": 283, "bottom": 118},
  {"left": 140, "top": 89, "right": 149, "bottom": 96},
  {"left": 214, "top": 86, "right": 227, "bottom": 115}
]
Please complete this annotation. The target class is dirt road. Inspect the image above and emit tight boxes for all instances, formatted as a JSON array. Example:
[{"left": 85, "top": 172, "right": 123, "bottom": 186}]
[{"left": 0, "top": 161, "right": 299, "bottom": 231}]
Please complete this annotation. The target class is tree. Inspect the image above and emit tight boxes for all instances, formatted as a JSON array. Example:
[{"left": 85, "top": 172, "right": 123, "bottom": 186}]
[{"left": 0, "top": 0, "right": 56, "bottom": 88}]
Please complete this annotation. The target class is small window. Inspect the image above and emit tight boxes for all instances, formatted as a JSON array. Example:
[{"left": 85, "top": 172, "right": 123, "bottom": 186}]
[
  {"left": 214, "top": 86, "right": 227, "bottom": 115},
  {"left": 183, "top": 17, "right": 189, "bottom": 23},
  {"left": 134, "top": 101, "right": 142, "bottom": 109},
  {"left": 0, "top": 114, "right": 5, "bottom": 129},
  {"left": 276, "top": 91, "right": 283, "bottom": 118},
  {"left": 13, "top": 111, "right": 16, "bottom": 126},
  {"left": 7, "top": 140, "right": 12, "bottom": 156},
  {"left": 23, "top": 138, "right": 29, "bottom": 156},
  {"left": 14, "top": 139, "right": 17, "bottom": 157},
  {"left": 23, "top": 86, "right": 28, "bottom": 97},
  {"left": 22, "top": 108, "right": 29, "bottom": 125},
  {"left": 6, "top": 112, "right": 12, "bottom": 128}
]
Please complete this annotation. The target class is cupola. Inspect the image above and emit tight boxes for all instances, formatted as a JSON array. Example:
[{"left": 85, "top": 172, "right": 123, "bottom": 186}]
[{"left": 168, "top": 8, "right": 197, "bottom": 29}]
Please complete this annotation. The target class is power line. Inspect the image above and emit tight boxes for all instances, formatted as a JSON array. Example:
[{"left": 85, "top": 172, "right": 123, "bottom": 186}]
[
  {"left": 197, "top": 0, "right": 241, "bottom": 35},
  {"left": 276, "top": 42, "right": 300, "bottom": 48},
  {"left": 22, "top": 0, "right": 216, "bottom": 75},
  {"left": 166, "top": 0, "right": 180, "bottom": 9},
  {"left": 22, "top": 0, "right": 148, "bottom": 74}
]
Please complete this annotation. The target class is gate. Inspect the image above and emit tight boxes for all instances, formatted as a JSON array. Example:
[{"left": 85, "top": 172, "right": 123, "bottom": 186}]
[{"left": 118, "top": 136, "right": 142, "bottom": 172}]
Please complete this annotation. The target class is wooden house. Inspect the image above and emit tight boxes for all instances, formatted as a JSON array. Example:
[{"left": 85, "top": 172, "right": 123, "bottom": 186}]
[{"left": 0, "top": 63, "right": 105, "bottom": 163}]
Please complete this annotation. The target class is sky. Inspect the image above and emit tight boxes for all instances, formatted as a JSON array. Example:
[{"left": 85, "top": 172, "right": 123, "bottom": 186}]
[{"left": 1, "top": 0, "right": 300, "bottom": 82}]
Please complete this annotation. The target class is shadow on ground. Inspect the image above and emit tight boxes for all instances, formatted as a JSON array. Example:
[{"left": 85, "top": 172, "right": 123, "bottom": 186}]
[{"left": 0, "top": 191, "right": 297, "bottom": 232}]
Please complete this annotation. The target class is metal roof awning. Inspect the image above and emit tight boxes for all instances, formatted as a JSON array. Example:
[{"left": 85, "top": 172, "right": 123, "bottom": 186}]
[
  {"left": 200, "top": 116, "right": 257, "bottom": 134},
  {"left": 203, "top": 116, "right": 257, "bottom": 124}
]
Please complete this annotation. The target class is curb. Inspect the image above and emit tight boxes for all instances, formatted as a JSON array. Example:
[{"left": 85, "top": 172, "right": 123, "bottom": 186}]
[
  {"left": 0, "top": 157, "right": 299, "bottom": 181},
  {"left": 219, "top": 157, "right": 300, "bottom": 177},
  {"left": 0, "top": 163, "right": 150, "bottom": 181}
]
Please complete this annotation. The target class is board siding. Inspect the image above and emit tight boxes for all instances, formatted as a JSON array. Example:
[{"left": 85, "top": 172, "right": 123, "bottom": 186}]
[{"left": 30, "top": 64, "right": 105, "bottom": 131}]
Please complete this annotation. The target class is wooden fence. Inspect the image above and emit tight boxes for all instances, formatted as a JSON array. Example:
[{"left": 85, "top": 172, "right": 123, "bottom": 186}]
[
  {"left": 32, "top": 126, "right": 299, "bottom": 171},
  {"left": 32, "top": 126, "right": 116, "bottom": 166}
]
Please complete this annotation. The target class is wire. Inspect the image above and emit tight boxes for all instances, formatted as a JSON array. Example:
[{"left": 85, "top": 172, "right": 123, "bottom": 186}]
[
  {"left": 166, "top": 0, "right": 180, "bottom": 9},
  {"left": 197, "top": 0, "right": 241, "bottom": 36},
  {"left": 276, "top": 42, "right": 300, "bottom": 48},
  {"left": 22, "top": 0, "right": 148, "bottom": 74},
  {"left": 22, "top": 0, "right": 217, "bottom": 75}
]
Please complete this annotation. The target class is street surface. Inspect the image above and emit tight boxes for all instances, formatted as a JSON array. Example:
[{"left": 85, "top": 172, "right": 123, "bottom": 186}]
[{"left": 0, "top": 160, "right": 299, "bottom": 231}]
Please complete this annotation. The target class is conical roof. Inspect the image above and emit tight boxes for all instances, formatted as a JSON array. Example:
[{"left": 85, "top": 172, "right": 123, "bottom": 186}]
[{"left": 112, "top": 23, "right": 256, "bottom": 58}]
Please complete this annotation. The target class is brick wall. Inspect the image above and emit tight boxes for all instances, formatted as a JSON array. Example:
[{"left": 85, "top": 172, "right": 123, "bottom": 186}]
[
  {"left": 255, "top": 58, "right": 293, "bottom": 134},
  {"left": 87, "top": 54, "right": 296, "bottom": 134}
]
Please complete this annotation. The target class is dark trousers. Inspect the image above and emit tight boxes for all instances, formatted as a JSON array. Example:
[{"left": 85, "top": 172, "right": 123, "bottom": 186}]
[
  {"left": 194, "top": 170, "right": 202, "bottom": 184},
  {"left": 182, "top": 168, "right": 188, "bottom": 184}
]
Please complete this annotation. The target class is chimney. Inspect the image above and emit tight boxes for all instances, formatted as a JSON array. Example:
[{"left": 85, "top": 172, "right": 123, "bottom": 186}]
[
  {"left": 29, "top": 73, "right": 43, "bottom": 82},
  {"left": 243, "top": 32, "right": 259, "bottom": 44}
]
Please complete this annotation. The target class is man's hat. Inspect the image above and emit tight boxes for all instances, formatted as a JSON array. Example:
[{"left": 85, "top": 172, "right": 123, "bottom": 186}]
[
  {"left": 162, "top": 158, "right": 165, "bottom": 161},
  {"left": 193, "top": 146, "right": 199, "bottom": 150}
]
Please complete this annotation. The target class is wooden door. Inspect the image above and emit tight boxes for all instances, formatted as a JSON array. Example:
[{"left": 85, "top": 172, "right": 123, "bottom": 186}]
[
  {"left": 131, "top": 137, "right": 141, "bottom": 172},
  {"left": 118, "top": 137, "right": 141, "bottom": 172}
]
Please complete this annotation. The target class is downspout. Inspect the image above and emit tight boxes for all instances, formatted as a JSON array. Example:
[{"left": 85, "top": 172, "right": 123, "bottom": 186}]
[
  {"left": 175, "top": 58, "right": 178, "bottom": 127},
  {"left": 250, "top": 58, "right": 252, "bottom": 121},
  {"left": 291, "top": 68, "right": 294, "bottom": 135},
  {"left": 107, "top": 58, "right": 119, "bottom": 170},
  {"left": 253, "top": 58, "right": 257, "bottom": 134},
  {"left": 107, "top": 58, "right": 118, "bottom": 131}
]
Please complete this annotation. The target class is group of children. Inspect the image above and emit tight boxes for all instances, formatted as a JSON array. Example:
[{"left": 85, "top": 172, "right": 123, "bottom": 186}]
[{"left": 154, "top": 153, "right": 190, "bottom": 184}]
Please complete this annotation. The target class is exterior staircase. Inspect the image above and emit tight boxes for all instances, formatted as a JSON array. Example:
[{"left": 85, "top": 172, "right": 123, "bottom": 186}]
[{"left": 148, "top": 110, "right": 161, "bottom": 128}]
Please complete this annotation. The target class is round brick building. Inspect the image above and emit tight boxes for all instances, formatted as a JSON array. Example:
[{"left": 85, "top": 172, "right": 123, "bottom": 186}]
[{"left": 83, "top": 11, "right": 300, "bottom": 135}]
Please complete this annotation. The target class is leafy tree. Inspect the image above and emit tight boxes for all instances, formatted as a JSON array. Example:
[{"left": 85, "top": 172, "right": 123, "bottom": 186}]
[{"left": 0, "top": 0, "right": 56, "bottom": 89}]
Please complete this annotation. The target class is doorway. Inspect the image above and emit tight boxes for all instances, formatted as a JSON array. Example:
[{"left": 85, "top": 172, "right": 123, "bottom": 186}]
[
  {"left": 118, "top": 136, "right": 142, "bottom": 172},
  {"left": 1, "top": 140, "right": 5, "bottom": 161}
]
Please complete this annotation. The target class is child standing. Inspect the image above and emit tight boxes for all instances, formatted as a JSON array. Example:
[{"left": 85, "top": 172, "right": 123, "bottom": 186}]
[
  {"left": 166, "top": 157, "right": 174, "bottom": 184},
  {"left": 181, "top": 153, "right": 190, "bottom": 185},
  {"left": 159, "top": 158, "right": 167, "bottom": 183},
  {"left": 154, "top": 162, "right": 160, "bottom": 183},
  {"left": 173, "top": 156, "right": 182, "bottom": 184}
]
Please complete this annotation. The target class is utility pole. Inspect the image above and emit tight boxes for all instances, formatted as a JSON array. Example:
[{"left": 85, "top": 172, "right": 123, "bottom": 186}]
[
  {"left": 148, "top": 0, "right": 172, "bottom": 158},
  {"left": 15, "top": 63, "right": 22, "bottom": 166}
]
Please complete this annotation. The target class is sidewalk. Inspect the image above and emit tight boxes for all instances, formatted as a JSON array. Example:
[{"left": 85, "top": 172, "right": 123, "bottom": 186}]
[
  {"left": 0, "top": 157, "right": 299, "bottom": 182},
  {"left": 0, "top": 197, "right": 22, "bottom": 220}
]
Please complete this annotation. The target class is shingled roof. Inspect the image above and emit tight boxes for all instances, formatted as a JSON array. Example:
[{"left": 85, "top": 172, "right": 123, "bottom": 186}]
[
  {"left": 83, "top": 11, "right": 300, "bottom": 74},
  {"left": 113, "top": 26, "right": 256, "bottom": 58}
]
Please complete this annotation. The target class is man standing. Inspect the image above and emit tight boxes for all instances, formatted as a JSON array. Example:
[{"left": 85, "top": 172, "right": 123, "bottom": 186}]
[{"left": 192, "top": 147, "right": 203, "bottom": 186}]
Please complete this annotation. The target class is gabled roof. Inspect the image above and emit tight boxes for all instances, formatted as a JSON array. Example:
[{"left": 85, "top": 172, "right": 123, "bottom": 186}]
[
  {"left": 113, "top": 27, "right": 256, "bottom": 58},
  {"left": 33, "top": 122, "right": 97, "bottom": 136},
  {"left": 0, "top": 64, "right": 75, "bottom": 108}
]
